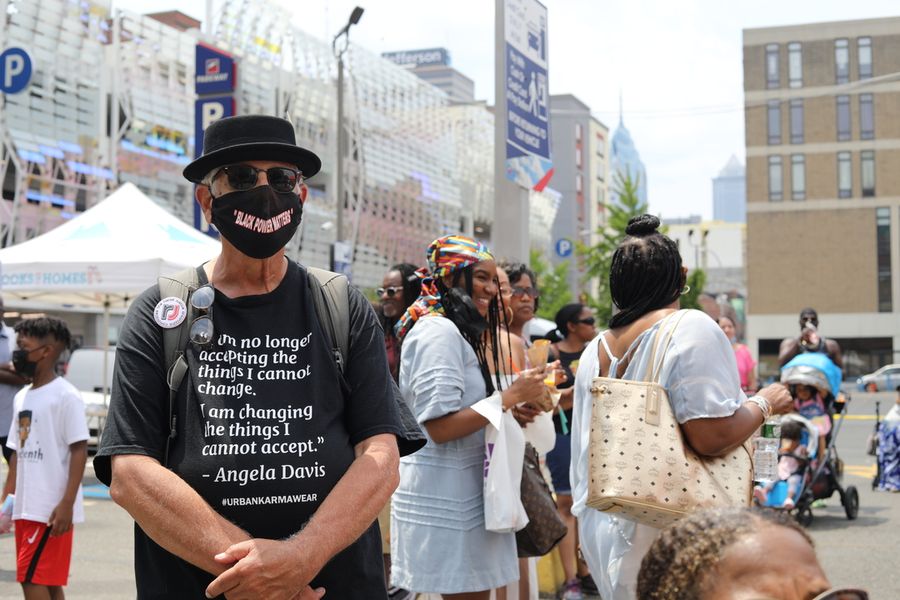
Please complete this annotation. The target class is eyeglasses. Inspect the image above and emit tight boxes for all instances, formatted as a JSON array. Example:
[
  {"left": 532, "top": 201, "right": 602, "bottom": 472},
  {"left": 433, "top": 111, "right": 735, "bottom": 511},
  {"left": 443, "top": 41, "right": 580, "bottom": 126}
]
[
  {"left": 577, "top": 317, "right": 596, "bottom": 326},
  {"left": 214, "top": 164, "right": 301, "bottom": 193},
  {"left": 511, "top": 286, "right": 540, "bottom": 299},
  {"left": 189, "top": 285, "right": 216, "bottom": 346},
  {"left": 377, "top": 286, "right": 403, "bottom": 298},
  {"left": 812, "top": 590, "right": 869, "bottom": 600}
]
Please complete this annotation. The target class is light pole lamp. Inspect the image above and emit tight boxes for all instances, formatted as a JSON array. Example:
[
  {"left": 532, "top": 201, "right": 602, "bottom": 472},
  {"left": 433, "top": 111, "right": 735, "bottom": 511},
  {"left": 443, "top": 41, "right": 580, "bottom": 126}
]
[{"left": 331, "top": 6, "right": 364, "bottom": 274}]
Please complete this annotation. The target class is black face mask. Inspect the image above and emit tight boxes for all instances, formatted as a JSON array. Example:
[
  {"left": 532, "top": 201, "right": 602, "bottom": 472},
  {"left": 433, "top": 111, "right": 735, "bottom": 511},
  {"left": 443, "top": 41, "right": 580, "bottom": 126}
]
[
  {"left": 12, "top": 346, "right": 46, "bottom": 378},
  {"left": 210, "top": 185, "right": 303, "bottom": 259}
]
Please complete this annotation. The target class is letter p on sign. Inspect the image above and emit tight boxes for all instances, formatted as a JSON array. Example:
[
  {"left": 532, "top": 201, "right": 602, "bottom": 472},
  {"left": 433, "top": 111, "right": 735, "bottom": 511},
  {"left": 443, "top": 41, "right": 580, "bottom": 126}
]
[
  {"left": 0, "top": 48, "right": 33, "bottom": 94},
  {"left": 202, "top": 102, "right": 225, "bottom": 130}
]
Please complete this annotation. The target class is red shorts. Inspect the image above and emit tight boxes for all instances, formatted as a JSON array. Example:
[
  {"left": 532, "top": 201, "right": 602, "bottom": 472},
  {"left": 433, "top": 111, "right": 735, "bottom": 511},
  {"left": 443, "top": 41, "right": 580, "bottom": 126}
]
[{"left": 14, "top": 520, "right": 73, "bottom": 586}]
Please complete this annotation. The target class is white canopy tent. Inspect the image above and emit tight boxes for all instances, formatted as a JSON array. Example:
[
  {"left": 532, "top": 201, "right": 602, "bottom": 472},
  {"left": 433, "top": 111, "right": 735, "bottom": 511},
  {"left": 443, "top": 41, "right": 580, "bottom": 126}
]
[{"left": 0, "top": 182, "right": 220, "bottom": 403}]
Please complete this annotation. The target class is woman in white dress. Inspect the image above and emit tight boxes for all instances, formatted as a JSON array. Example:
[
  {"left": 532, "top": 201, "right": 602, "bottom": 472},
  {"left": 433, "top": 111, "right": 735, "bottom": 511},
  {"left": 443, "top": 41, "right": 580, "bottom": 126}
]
[
  {"left": 570, "top": 215, "right": 794, "bottom": 599},
  {"left": 391, "top": 235, "right": 549, "bottom": 600}
]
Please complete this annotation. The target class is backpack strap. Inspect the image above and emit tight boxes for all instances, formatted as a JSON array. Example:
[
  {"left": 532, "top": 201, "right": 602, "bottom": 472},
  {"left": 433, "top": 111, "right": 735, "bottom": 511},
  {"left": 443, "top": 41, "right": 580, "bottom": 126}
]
[
  {"left": 157, "top": 267, "right": 200, "bottom": 466},
  {"left": 306, "top": 267, "right": 350, "bottom": 375}
]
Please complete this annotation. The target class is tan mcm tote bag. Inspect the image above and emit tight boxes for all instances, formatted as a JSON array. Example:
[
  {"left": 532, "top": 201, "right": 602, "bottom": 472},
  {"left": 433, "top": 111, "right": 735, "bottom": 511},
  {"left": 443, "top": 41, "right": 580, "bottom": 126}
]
[{"left": 586, "top": 310, "right": 753, "bottom": 528}]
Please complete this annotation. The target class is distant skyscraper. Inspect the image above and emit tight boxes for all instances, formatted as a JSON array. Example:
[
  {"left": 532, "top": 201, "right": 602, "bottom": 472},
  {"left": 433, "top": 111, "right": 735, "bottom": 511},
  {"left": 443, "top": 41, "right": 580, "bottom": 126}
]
[
  {"left": 713, "top": 155, "right": 747, "bottom": 222},
  {"left": 609, "top": 98, "right": 648, "bottom": 206}
]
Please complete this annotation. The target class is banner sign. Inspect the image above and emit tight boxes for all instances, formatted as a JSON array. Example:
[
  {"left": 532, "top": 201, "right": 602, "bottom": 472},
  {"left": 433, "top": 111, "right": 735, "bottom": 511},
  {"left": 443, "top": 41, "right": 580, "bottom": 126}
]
[
  {"left": 195, "top": 44, "right": 236, "bottom": 95},
  {"left": 504, "top": 0, "right": 553, "bottom": 191}
]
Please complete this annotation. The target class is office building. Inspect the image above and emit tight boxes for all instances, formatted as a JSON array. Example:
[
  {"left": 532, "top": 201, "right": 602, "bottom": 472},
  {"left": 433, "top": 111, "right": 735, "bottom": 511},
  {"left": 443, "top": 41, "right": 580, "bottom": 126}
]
[
  {"left": 743, "top": 16, "right": 900, "bottom": 378},
  {"left": 713, "top": 155, "right": 747, "bottom": 223},
  {"left": 382, "top": 48, "right": 476, "bottom": 103},
  {"left": 609, "top": 107, "right": 648, "bottom": 206},
  {"left": 549, "top": 94, "right": 610, "bottom": 299}
]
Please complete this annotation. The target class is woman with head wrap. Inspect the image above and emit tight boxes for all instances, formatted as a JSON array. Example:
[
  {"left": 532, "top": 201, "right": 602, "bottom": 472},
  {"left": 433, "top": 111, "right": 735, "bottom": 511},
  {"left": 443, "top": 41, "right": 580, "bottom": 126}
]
[
  {"left": 569, "top": 215, "right": 794, "bottom": 599},
  {"left": 390, "top": 235, "right": 552, "bottom": 599}
]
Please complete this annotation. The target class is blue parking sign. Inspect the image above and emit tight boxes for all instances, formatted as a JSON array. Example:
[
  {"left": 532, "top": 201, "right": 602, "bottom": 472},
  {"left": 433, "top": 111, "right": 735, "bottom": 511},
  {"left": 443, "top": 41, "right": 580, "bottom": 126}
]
[
  {"left": 0, "top": 48, "right": 32, "bottom": 94},
  {"left": 556, "top": 238, "right": 573, "bottom": 258}
]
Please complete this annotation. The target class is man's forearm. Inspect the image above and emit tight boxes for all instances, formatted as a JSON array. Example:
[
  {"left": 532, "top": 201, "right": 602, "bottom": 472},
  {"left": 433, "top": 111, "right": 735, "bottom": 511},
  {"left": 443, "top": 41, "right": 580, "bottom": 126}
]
[
  {"left": 110, "top": 455, "right": 251, "bottom": 575},
  {"left": 0, "top": 367, "right": 26, "bottom": 386},
  {"left": 288, "top": 434, "right": 399, "bottom": 574}
]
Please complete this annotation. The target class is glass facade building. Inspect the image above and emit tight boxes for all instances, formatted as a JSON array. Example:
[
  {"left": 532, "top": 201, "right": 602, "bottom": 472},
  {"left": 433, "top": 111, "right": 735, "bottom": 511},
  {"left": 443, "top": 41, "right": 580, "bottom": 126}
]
[{"left": 2, "top": 0, "right": 552, "bottom": 288}]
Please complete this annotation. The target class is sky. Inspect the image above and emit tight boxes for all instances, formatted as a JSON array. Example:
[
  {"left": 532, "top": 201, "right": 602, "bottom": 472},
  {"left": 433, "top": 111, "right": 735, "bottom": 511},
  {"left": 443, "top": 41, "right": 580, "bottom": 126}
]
[{"left": 114, "top": 0, "right": 900, "bottom": 220}]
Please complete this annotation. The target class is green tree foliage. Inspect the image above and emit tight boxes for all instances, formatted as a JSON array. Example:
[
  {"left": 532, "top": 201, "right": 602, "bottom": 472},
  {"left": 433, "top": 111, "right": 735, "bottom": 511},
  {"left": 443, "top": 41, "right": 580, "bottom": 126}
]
[
  {"left": 577, "top": 171, "right": 705, "bottom": 324},
  {"left": 529, "top": 248, "right": 572, "bottom": 320},
  {"left": 680, "top": 269, "right": 707, "bottom": 311}
]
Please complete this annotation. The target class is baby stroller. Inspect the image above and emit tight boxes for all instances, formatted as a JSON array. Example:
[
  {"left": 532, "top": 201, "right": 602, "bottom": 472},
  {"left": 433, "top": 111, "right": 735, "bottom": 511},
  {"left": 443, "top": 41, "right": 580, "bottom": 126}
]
[{"left": 776, "top": 354, "right": 860, "bottom": 526}]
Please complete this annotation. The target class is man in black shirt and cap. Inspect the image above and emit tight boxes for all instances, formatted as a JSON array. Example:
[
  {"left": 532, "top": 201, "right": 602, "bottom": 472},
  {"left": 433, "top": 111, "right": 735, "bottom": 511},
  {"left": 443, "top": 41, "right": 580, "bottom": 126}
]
[{"left": 96, "top": 115, "right": 408, "bottom": 599}]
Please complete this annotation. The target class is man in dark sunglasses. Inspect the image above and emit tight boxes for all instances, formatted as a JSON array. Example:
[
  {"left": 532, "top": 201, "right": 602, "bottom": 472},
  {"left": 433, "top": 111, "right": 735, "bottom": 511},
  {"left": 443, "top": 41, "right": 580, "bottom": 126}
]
[{"left": 95, "top": 115, "right": 405, "bottom": 600}]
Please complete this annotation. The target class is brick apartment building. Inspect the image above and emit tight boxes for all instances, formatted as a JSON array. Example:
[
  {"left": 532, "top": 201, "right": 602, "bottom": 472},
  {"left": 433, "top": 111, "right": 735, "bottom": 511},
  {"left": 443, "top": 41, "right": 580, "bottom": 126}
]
[{"left": 743, "top": 17, "right": 900, "bottom": 379}]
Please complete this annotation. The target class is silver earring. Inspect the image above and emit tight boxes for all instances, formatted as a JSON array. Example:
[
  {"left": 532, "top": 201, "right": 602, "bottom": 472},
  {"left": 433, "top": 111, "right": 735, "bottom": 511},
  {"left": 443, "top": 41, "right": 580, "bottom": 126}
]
[{"left": 681, "top": 285, "right": 691, "bottom": 296}]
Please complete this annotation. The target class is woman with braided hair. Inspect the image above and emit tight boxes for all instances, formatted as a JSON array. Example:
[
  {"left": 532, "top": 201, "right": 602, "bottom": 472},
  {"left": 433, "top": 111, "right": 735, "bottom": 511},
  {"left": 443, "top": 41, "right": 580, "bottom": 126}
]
[
  {"left": 637, "top": 507, "right": 868, "bottom": 600},
  {"left": 569, "top": 215, "right": 794, "bottom": 599},
  {"left": 390, "top": 235, "right": 553, "bottom": 599}
]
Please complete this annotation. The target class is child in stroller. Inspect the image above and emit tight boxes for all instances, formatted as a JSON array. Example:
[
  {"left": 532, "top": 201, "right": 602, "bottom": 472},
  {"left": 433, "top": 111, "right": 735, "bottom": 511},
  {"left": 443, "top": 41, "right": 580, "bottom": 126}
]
[
  {"left": 792, "top": 383, "right": 831, "bottom": 459},
  {"left": 754, "top": 418, "right": 817, "bottom": 509}
]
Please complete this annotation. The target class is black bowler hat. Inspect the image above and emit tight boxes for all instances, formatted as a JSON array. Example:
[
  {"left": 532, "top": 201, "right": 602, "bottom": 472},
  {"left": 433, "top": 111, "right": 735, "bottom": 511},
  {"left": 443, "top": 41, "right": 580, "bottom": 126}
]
[{"left": 183, "top": 115, "right": 322, "bottom": 184}]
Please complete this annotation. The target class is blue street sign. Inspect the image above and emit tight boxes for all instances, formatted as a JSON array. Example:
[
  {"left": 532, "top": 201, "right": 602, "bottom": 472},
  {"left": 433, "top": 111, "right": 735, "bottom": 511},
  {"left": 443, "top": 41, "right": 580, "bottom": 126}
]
[
  {"left": 193, "top": 96, "right": 234, "bottom": 236},
  {"left": 0, "top": 47, "right": 33, "bottom": 94},
  {"left": 555, "top": 238, "right": 573, "bottom": 258},
  {"left": 195, "top": 44, "right": 236, "bottom": 96}
]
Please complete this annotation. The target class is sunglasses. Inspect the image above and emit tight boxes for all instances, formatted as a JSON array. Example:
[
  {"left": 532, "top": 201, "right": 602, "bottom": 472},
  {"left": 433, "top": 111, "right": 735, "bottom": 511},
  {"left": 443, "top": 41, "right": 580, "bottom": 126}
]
[
  {"left": 511, "top": 286, "right": 540, "bottom": 299},
  {"left": 813, "top": 591, "right": 869, "bottom": 600},
  {"left": 188, "top": 284, "right": 216, "bottom": 346},
  {"left": 377, "top": 286, "right": 403, "bottom": 298},
  {"left": 577, "top": 317, "right": 596, "bottom": 326},
  {"left": 214, "top": 164, "right": 301, "bottom": 193},
  {"left": 757, "top": 591, "right": 869, "bottom": 600}
]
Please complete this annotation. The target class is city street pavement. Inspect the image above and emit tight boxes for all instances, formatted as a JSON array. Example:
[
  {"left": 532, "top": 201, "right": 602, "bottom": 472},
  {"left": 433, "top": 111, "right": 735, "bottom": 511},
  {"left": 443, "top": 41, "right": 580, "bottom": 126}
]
[{"left": 0, "top": 391, "right": 897, "bottom": 599}]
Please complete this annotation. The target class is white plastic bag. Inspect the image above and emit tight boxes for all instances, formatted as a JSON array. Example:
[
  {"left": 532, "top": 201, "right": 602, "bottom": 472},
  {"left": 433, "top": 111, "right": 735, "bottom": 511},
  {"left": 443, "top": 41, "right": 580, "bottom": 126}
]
[
  {"left": 473, "top": 394, "right": 529, "bottom": 533},
  {"left": 523, "top": 410, "right": 556, "bottom": 455}
]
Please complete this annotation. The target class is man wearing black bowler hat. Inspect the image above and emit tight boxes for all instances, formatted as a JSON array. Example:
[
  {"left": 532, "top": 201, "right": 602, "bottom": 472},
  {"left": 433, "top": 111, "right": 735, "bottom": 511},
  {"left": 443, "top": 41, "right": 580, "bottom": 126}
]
[{"left": 95, "top": 115, "right": 404, "bottom": 599}]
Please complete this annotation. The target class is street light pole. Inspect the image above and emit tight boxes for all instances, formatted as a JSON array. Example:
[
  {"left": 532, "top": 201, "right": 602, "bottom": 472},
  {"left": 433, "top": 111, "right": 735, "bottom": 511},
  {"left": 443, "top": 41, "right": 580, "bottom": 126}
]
[{"left": 331, "top": 6, "right": 364, "bottom": 274}]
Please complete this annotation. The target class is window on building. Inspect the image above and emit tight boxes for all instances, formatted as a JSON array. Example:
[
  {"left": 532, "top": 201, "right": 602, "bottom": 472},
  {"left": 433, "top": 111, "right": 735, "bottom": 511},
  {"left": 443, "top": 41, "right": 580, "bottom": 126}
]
[
  {"left": 861, "top": 151, "right": 876, "bottom": 197},
  {"left": 791, "top": 154, "right": 805, "bottom": 200},
  {"left": 876, "top": 207, "right": 892, "bottom": 312},
  {"left": 766, "top": 43, "right": 780, "bottom": 88},
  {"left": 837, "top": 151, "right": 852, "bottom": 198},
  {"left": 790, "top": 99, "right": 803, "bottom": 144},
  {"left": 860, "top": 93, "right": 874, "bottom": 140},
  {"left": 575, "top": 123, "right": 583, "bottom": 142},
  {"left": 767, "top": 100, "right": 781, "bottom": 145},
  {"left": 836, "top": 95, "right": 851, "bottom": 141},
  {"left": 769, "top": 156, "right": 783, "bottom": 201},
  {"left": 858, "top": 37, "right": 872, "bottom": 79},
  {"left": 835, "top": 39, "right": 850, "bottom": 84},
  {"left": 788, "top": 42, "right": 802, "bottom": 88},
  {"left": 576, "top": 145, "right": 583, "bottom": 168}
]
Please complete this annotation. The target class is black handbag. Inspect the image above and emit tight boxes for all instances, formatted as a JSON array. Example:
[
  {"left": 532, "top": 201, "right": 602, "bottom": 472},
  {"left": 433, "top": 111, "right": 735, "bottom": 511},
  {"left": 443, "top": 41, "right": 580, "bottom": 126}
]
[{"left": 516, "top": 443, "right": 567, "bottom": 557}]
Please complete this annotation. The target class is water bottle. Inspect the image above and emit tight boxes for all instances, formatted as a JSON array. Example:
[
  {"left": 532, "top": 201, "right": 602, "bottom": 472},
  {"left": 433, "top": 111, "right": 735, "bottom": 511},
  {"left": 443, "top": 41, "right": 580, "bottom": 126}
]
[{"left": 753, "top": 418, "right": 781, "bottom": 483}]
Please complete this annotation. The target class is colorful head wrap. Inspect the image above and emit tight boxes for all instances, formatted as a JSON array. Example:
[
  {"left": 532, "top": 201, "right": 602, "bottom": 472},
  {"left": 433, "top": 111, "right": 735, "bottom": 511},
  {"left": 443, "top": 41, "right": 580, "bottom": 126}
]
[{"left": 394, "top": 234, "right": 494, "bottom": 341}]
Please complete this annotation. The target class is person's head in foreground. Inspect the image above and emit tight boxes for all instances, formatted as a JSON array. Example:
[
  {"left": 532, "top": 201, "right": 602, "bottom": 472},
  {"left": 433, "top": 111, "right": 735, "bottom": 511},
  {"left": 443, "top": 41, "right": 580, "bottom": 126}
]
[
  {"left": 13, "top": 317, "right": 71, "bottom": 382},
  {"left": 636, "top": 507, "right": 868, "bottom": 600}
]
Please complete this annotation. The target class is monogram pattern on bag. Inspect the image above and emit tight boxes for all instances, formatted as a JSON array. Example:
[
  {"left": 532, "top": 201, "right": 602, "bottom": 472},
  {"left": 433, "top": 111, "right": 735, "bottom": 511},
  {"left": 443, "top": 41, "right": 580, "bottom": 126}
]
[{"left": 587, "top": 377, "right": 753, "bottom": 529}]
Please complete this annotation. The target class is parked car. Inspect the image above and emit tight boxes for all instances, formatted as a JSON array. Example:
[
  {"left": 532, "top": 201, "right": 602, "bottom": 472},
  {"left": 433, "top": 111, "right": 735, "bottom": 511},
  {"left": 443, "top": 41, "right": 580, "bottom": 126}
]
[
  {"left": 856, "top": 363, "right": 900, "bottom": 392},
  {"left": 64, "top": 347, "right": 116, "bottom": 446}
]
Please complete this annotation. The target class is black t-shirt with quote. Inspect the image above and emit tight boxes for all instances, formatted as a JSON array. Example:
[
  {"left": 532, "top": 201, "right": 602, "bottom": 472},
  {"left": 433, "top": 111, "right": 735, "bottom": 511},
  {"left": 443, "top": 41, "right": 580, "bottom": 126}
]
[{"left": 96, "top": 260, "right": 401, "bottom": 599}]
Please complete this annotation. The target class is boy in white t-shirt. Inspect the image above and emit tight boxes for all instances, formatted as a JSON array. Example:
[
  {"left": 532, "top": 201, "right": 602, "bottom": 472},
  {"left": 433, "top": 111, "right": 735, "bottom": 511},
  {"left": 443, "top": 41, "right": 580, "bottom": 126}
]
[{"left": 1, "top": 317, "right": 88, "bottom": 599}]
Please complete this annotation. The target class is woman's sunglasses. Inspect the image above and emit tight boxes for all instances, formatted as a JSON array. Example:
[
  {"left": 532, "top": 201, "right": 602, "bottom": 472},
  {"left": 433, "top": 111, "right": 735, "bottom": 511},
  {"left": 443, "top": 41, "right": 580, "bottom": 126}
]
[
  {"left": 214, "top": 164, "right": 301, "bottom": 193},
  {"left": 189, "top": 285, "right": 216, "bottom": 346},
  {"left": 576, "top": 317, "right": 596, "bottom": 326},
  {"left": 377, "top": 286, "right": 403, "bottom": 297}
]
